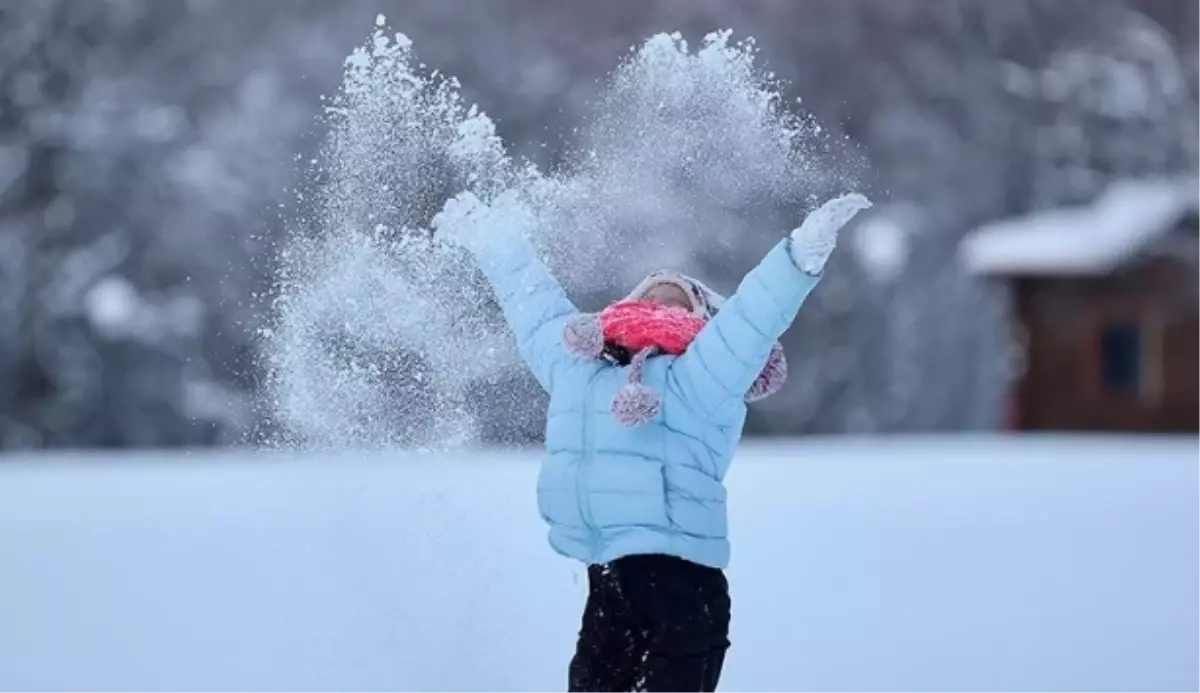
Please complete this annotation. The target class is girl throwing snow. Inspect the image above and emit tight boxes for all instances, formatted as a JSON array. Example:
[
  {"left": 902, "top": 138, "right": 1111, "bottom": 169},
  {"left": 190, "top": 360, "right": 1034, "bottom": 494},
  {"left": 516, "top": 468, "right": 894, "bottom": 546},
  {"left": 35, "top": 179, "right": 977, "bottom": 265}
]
[{"left": 434, "top": 191, "right": 871, "bottom": 692}]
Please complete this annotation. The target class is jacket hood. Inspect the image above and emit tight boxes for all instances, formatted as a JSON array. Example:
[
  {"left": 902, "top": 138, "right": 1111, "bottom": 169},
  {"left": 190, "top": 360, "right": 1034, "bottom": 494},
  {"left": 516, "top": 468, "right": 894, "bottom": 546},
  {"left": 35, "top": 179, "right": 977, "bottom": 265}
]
[{"left": 624, "top": 270, "right": 726, "bottom": 319}]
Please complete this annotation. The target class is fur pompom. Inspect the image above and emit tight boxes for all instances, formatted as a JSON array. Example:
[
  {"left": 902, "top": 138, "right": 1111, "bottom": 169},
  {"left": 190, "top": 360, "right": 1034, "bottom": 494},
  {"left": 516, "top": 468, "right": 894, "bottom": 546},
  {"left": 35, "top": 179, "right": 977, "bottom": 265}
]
[
  {"left": 612, "top": 382, "right": 662, "bottom": 427},
  {"left": 746, "top": 342, "right": 788, "bottom": 402},
  {"left": 563, "top": 314, "right": 605, "bottom": 358}
]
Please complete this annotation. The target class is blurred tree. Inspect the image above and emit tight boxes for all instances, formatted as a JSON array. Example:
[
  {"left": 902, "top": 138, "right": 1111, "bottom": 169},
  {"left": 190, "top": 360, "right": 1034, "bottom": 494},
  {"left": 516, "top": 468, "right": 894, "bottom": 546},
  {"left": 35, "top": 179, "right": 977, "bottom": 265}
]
[
  {"left": 1008, "top": 4, "right": 1198, "bottom": 206},
  {"left": 0, "top": 0, "right": 1194, "bottom": 447},
  {"left": 0, "top": 0, "right": 339, "bottom": 446}
]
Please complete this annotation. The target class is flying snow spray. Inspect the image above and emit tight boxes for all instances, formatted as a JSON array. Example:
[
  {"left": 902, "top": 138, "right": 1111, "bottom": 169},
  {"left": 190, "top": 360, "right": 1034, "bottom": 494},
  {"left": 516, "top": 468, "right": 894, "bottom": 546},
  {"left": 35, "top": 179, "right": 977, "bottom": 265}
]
[{"left": 264, "top": 16, "right": 859, "bottom": 450}]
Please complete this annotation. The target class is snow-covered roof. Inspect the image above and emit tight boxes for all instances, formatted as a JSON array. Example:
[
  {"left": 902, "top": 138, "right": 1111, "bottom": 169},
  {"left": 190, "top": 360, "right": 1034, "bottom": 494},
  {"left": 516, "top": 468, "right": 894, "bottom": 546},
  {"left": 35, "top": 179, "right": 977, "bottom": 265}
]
[{"left": 961, "top": 176, "right": 1199, "bottom": 276}]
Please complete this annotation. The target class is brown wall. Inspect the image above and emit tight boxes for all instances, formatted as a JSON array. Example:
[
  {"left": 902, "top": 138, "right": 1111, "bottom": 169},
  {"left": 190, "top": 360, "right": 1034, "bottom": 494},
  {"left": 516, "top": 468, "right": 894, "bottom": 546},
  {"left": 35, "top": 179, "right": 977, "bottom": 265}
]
[{"left": 1014, "top": 259, "right": 1198, "bottom": 433}]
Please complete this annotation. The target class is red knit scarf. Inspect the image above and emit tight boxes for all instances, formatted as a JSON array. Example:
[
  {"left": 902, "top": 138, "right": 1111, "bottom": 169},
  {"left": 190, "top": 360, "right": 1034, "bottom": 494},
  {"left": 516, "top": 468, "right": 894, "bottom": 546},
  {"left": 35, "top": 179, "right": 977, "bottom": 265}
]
[{"left": 598, "top": 300, "right": 707, "bottom": 355}]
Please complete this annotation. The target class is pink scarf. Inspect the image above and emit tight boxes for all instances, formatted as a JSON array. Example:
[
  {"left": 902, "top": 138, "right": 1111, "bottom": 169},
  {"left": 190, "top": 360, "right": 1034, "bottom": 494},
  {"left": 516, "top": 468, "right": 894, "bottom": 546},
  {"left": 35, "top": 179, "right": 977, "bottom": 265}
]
[
  {"left": 563, "top": 300, "right": 787, "bottom": 427},
  {"left": 599, "top": 300, "right": 706, "bottom": 355}
]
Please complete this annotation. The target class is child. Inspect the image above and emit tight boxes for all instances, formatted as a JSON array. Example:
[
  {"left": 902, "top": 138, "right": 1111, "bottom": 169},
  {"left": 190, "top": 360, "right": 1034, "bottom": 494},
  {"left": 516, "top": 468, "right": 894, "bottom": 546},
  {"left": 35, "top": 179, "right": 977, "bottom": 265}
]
[{"left": 434, "top": 192, "right": 871, "bottom": 692}]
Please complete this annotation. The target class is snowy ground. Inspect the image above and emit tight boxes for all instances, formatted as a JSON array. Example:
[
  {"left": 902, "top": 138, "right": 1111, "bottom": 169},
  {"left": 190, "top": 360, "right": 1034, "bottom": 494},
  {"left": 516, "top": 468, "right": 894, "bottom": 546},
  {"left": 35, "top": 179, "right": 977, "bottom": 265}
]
[{"left": 0, "top": 437, "right": 1195, "bottom": 692}]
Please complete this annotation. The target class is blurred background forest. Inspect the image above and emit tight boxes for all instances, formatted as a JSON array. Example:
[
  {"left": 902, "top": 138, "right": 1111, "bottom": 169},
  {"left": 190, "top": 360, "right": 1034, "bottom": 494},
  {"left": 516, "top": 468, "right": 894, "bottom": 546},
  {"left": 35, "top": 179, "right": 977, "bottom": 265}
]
[{"left": 0, "top": 0, "right": 1196, "bottom": 449}]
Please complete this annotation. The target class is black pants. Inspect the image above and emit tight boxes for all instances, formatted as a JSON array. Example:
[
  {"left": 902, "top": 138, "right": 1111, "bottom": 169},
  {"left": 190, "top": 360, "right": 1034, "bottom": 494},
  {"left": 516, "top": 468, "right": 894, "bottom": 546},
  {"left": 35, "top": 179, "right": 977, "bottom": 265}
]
[{"left": 568, "top": 554, "right": 730, "bottom": 692}]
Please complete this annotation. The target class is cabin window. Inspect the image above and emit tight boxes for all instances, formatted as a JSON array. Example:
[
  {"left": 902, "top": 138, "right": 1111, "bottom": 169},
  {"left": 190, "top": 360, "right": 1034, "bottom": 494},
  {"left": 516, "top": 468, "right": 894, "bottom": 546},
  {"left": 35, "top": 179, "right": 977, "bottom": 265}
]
[
  {"left": 1100, "top": 324, "right": 1141, "bottom": 393},
  {"left": 1099, "top": 320, "right": 1161, "bottom": 401}
]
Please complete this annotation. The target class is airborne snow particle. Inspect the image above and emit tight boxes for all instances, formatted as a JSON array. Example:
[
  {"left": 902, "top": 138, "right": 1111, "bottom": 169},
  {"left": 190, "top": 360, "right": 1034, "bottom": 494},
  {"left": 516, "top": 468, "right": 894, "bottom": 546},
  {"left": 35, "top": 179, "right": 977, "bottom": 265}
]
[{"left": 266, "top": 21, "right": 859, "bottom": 450}]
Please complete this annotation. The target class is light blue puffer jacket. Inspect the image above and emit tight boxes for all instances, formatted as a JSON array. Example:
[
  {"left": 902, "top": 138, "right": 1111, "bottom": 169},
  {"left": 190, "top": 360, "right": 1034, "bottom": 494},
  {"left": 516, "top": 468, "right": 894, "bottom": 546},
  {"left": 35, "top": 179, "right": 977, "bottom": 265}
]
[{"left": 474, "top": 236, "right": 821, "bottom": 569}]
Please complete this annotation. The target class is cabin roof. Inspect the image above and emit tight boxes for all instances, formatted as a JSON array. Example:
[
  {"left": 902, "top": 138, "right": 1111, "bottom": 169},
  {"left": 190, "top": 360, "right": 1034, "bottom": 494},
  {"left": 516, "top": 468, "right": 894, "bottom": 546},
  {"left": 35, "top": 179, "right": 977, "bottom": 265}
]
[{"left": 961, "top": 176, "right": 1199, "bottom": 277}]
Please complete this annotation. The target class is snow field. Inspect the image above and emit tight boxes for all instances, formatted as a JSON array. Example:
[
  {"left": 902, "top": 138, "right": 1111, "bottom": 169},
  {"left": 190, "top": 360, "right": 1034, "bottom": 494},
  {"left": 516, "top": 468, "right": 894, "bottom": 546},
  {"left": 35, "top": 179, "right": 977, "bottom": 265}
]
[{"left": 0, "top": 437, "right": 1195, "bottom": 691}]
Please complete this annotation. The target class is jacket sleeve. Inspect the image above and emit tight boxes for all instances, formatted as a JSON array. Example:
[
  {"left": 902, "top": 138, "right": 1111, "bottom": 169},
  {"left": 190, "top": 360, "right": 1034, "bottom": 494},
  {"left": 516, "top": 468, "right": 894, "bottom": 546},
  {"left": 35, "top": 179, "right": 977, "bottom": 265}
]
[
  {"left": 470, "top": 235, "right": 581, "bottom": 393},
  {"left": 667, "top": 239, "right": 821, "bottom": 418}
]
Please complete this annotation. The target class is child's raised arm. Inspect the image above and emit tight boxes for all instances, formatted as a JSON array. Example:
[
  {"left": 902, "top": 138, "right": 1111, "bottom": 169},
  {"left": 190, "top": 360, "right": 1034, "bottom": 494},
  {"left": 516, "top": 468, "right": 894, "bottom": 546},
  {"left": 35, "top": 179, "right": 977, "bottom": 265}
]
[
  {"left": 668, "top": 194, "right": 872, "bottom": 418},
  {"left": 433, "top": 191, "right": 580, "bottom": 392}
]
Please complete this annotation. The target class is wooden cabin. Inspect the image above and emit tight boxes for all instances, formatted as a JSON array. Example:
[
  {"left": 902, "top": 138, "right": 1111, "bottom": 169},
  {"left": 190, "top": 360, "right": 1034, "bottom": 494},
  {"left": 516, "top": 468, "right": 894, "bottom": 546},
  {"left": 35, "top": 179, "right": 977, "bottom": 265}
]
[{"left": 962, "top": 177, "right": 1199, "bottom": 433}]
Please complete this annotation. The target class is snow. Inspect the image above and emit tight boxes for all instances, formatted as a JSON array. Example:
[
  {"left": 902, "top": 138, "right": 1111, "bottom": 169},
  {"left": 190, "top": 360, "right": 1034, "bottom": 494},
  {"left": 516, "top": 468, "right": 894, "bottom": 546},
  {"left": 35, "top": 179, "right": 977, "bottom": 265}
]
[
  {"left": 960, "top": 176, "right": 1199, "bottom": 276},
  {"left": 273, "top": 21, "right": 861, "bottom": 449},
  {"left": 853, "top": 212, "right": 909, "bottom": 283},
  {"left": 1001, "top": 12, "right": 1188, "bottom": 120},
  {"left": 0, "top": 437, "right": 1195, "bottom": 691},
  {"left": 82, "top": 275, "right": 205, "bottom": 343},
  {"left": 84, "top": 275, "right": 139, "bottom": 337}
]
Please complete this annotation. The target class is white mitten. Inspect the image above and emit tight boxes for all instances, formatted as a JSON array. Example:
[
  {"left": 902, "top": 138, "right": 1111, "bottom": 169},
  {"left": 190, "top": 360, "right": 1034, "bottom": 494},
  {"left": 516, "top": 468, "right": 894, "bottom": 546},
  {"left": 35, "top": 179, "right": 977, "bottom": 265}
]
[
  {"left": 432, "top": 189, "right": 535, "bottom": 256},
  {"left": 432, "top": 190, "right": 488, "bottom": 252},
  {"left": 788, "top": 193, "right": 872, "bottom": 275}
]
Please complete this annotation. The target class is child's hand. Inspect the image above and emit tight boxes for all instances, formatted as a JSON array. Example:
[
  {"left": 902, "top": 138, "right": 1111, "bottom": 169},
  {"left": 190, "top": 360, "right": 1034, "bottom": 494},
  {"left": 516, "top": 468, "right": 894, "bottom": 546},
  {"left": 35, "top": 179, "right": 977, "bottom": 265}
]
[
  {"left": 432, "top": 190, "right": 536, "bottom": 256},
  {"left": 432, "top": 190, "right": 488, "bottom": 252},
  {"left": 788, "top": 193, "right": 872, "bottom": 275}
]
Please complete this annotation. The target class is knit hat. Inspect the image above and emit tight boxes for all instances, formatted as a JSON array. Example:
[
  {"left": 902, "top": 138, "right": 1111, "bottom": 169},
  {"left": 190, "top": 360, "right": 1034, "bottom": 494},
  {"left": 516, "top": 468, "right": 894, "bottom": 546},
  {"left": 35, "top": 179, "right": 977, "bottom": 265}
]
[{"left": 563, "top": 271, "right": 788, "bottom": 427}]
